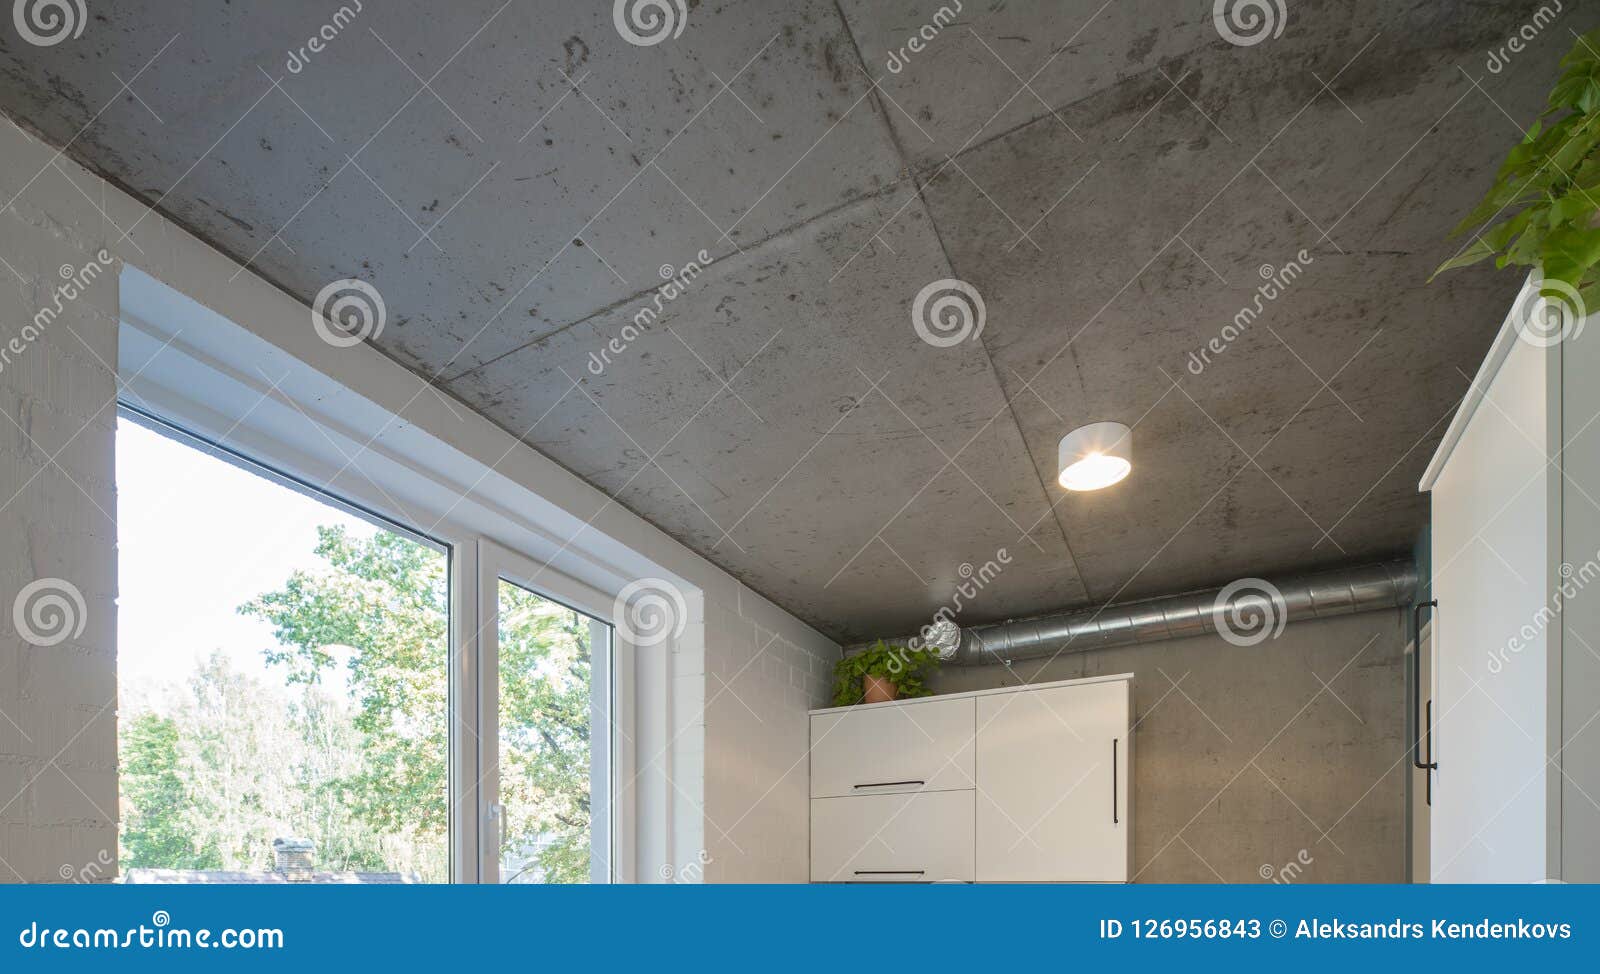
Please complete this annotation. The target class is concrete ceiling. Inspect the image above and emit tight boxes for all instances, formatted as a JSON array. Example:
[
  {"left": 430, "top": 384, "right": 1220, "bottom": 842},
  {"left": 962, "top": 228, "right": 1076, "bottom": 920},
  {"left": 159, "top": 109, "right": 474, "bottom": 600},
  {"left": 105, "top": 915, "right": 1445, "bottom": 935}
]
[{"left": 0, "top": 1, "right": 1569, "bottom": 641}]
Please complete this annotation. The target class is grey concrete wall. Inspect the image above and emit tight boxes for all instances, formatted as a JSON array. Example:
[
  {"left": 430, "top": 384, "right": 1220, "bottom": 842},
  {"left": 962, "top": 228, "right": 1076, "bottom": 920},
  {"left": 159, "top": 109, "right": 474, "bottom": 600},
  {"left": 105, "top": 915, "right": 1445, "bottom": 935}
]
[{"left": 928, "top": 609, "right": 1409, "bottom": 883}]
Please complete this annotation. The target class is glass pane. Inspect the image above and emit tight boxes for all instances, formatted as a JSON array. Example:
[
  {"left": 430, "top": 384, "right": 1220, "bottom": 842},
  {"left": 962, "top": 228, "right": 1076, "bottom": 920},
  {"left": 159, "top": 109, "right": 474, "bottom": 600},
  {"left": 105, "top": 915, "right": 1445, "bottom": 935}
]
[
  {"left": 496, "top": 579, "right": 604, "bottom": 883},
  {"left": 115, "top": 417, "right": 450, "bottom": 883}
]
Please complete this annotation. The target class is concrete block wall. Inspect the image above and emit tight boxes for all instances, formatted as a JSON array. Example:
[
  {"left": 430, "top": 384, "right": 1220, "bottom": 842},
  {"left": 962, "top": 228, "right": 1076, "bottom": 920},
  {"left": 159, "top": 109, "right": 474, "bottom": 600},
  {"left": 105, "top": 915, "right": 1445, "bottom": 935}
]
[
  {"left": 929, "top": 609, "right": 1409, "bottom": 883},
  {"left": 700, "top": 588, "right": 833, "bottom": 883},
  {"left": 0, "top": 125, "right": 122, "bottom": 883}
]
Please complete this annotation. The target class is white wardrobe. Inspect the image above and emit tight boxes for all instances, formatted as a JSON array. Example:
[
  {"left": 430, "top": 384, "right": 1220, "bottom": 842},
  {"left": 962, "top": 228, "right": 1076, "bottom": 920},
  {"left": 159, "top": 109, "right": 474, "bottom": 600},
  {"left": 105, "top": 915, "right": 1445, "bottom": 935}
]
[
  {"left": 808, "top": 674, "right": 1132, "bottom": 883},
  {"left": 1419, "top": 273, "right": 1600, "bottom": 882}
]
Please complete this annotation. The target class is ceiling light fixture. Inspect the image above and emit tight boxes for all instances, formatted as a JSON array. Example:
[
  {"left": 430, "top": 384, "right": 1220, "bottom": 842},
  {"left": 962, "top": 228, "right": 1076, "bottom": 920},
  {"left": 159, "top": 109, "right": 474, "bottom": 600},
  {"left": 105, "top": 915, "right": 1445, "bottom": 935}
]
[{"left": 1058, "top": 421, "right": 1132, "bottom": 492}]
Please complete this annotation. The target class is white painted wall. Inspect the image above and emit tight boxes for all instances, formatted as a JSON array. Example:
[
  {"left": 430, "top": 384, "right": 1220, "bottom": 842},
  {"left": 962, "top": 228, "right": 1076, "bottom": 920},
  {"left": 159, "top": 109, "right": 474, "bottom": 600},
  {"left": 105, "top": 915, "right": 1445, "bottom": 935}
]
[
  {"left": 701, "top": 595, "right": 832, "bottom": 882},
  {"left": 0, "top": 116, "right": 836, "bottom": 882}
]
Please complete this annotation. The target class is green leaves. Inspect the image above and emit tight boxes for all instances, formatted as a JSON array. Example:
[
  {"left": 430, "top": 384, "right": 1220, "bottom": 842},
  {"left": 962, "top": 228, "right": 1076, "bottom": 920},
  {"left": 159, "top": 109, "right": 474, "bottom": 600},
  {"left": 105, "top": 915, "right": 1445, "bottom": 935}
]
[
  {"left": 1549, "top": 72, "right": 1598, "bottom": 112},
  {"left": 831, "top": 639, "right": 943, "bottom": 707},
  {"left": 1551, "top": 31, "right": 1600, "bottom": 113},
  {"left": 1540, "top": 223, "right": 1600, "bottom": 284},
  {"left": 119, "top": 713, "right": 197, "bottom": 870},
  {"left": 1431, "top": 236, "right": 1497, "bottom": 277},
  {"left": 125, "top": 525, "right": 598, "bottom": 884},
  {"left": 494, "top": 583, "right": 593, "bottom": 884},
  {"left": 1440, "top": 31, "right": 1600, "bottom": 300}
]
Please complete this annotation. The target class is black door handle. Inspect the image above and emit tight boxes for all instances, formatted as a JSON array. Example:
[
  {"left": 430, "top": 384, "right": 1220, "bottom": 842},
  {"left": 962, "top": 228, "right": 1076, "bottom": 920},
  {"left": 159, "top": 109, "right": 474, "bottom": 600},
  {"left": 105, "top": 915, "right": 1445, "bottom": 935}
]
[
  {"left": 853, "top": 780, "right": 924, "bottom": 790},
  {"left": 1412, "top": 601, "right": 1438, "bottom": 780},
  {"left": 1112, "top": 738, "right": 1119, "bottom": 825}
]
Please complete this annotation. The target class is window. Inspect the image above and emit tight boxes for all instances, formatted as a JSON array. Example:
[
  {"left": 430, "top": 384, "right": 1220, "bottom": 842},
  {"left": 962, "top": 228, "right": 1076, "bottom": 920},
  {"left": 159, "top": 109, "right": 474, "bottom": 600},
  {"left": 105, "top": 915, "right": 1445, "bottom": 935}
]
[
  {"left": 115, "top": 265, "right": 643, "bottom": 884},
  {"left": 494, "top": 580, "right": 609, "bottom": 883},
  {"left": 115, "top": 411, "right": 451, "bottom": 882},
  {"left": 480, "top": 542, "right": 616, "bottom": 884},
  {"left": 116, "top": 409, "right": 623, "bottom": 884}
]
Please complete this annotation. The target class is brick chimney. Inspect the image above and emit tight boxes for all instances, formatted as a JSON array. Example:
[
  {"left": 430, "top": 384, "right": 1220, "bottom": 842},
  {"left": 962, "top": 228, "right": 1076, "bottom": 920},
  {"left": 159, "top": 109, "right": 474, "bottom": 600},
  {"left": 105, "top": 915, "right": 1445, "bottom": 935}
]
[{"left": 272, "top": 837, "right": 315, "bottom": 882}]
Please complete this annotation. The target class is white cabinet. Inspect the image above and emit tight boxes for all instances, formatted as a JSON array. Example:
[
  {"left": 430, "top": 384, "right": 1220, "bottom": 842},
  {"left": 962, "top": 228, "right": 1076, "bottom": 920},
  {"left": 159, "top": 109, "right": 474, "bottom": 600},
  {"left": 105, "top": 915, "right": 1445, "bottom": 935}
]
[
  {"left": 808, "top": 674, "right": 1132, "bottom": 883},
  {"left": 810, "top": 791, "right": 975, "bottom": 882},
  {"left": 1420, "top": 272, "right": 1600, "bottom": 882},
  {"left": 975, "top": 680, "right": 1130, "bottom": 882},
  {"left": 810, "top": 695, "right": 974, "bottom": 798}
]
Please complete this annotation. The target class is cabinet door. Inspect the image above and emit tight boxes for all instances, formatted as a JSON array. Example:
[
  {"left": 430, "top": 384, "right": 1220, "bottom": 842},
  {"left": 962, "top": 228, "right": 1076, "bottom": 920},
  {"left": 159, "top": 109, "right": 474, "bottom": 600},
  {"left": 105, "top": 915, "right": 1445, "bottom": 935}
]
[
  {"left": 810, "top": 697, "right": 975, "bottom": 798},
  {"left": 976, "top": 681, "right": 1129, "bottom": 882},
  {"left": 1429, "top": 333, "right": 1556, "bottom": 882},
  {"left": 810, "top": 791, "right": 975, "bottom": 882}
]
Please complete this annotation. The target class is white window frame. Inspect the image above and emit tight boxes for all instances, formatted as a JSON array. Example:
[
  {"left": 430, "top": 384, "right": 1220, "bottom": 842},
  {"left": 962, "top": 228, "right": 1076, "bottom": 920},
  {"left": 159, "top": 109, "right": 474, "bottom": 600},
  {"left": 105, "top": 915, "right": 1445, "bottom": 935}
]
[
  {"left": 477, "top": 539, "right": 632, "bottom": 884},
  {"left": 115, "top": 265, "right": 657, "bottom": 884}
]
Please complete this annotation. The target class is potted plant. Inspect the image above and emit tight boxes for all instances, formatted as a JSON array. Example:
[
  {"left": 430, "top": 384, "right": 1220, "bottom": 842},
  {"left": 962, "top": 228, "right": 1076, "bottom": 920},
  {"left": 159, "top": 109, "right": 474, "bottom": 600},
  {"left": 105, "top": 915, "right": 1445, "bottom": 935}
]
[
  {"left": 1432, "top": 28, "right": 1600, "bottom": 314},
  {"left": 831, "top": 639, "right": 941, "bottom": 707}
]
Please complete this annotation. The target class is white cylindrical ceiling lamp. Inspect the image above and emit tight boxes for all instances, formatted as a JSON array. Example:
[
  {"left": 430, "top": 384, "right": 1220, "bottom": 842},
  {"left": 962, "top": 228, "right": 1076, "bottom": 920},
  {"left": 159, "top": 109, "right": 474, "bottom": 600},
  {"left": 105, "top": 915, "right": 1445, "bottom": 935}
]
[{"left": 1057, "top": 421, "right": 1132, "bottom": 491}]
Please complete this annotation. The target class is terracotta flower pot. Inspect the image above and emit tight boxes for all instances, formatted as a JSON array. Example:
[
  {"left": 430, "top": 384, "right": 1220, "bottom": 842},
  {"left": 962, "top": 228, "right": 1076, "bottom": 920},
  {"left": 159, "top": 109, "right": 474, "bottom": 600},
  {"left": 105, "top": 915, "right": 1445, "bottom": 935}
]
[{"left": 862, "top": 674, "right": 899, "bottom": 704}]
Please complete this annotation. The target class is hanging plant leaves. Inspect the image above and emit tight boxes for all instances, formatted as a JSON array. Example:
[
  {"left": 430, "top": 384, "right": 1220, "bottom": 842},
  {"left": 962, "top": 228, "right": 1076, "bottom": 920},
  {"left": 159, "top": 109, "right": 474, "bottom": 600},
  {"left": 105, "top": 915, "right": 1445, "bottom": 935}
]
[
  {"left": 1541, "top": 224, "right": 1600, "bottom": 285},
  {"left": 1436, "top": 29, "right": 1600, "bottom": 303}
]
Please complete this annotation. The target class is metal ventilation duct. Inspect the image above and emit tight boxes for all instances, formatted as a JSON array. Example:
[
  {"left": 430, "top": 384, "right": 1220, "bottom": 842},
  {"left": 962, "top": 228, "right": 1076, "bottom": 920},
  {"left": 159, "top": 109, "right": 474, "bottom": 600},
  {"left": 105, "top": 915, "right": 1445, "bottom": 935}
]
[{"left": 946, "top": 561, "right": 1417, "bottom": 666}]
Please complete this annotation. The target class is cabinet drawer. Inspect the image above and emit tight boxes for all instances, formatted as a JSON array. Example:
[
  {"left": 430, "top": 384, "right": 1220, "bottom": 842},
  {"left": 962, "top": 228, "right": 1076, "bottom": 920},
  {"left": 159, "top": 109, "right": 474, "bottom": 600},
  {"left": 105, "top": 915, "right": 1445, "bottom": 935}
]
[
  {"left": 810, "top": 791, "right": 975, "bottom": 882},
  {"left": 810, "top": 697, "right": 975, "bottom": 798}
]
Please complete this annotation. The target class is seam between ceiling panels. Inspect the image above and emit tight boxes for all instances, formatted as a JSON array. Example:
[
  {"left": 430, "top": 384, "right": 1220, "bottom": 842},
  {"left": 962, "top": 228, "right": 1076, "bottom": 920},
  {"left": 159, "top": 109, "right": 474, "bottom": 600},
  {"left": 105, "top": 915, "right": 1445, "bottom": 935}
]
[{"left": 828, "top": 0, "right": 1091, "bottom": 600}]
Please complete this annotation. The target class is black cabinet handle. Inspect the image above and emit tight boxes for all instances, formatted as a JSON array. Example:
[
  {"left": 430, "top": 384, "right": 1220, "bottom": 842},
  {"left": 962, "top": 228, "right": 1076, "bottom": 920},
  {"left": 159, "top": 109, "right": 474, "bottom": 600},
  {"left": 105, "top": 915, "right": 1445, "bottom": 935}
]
[
  {"left": 853, "top": 780, "right": 924, "bottom": 789},
  {"left": 1412, "top": 601, "right": 1438, "bottom": 784},
  {"left": 1112, "top": 738, "right": 1119, "bottom": 824},
  {"left": 853, "top": 870, "right": 924, "bottom": 876}
]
